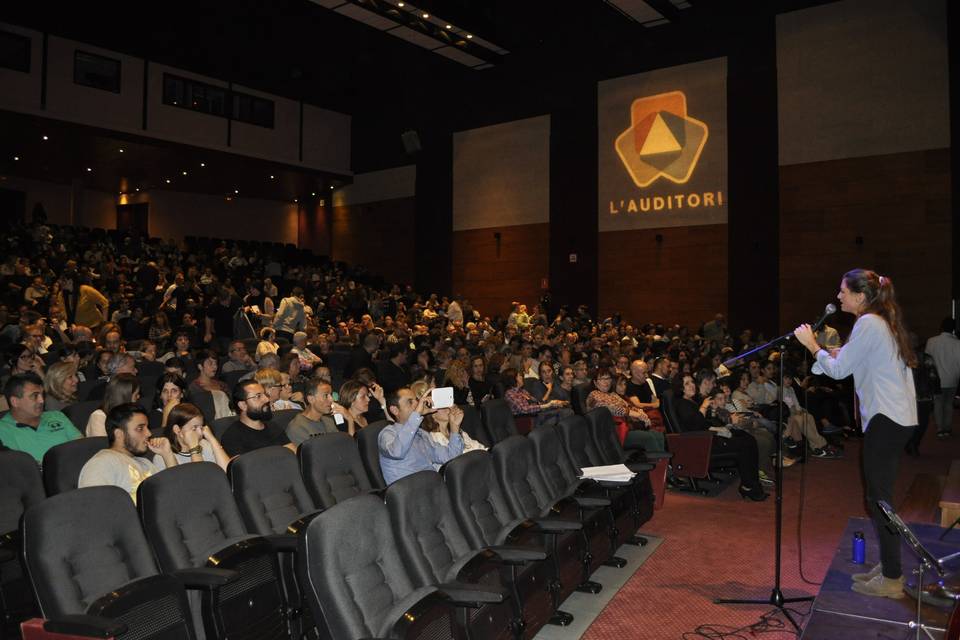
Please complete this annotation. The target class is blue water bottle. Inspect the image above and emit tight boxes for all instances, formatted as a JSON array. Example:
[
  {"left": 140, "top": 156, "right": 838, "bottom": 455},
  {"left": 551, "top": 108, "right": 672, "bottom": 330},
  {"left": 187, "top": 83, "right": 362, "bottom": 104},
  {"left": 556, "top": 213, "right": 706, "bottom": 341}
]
[{"left": 852, "top": 531, "right": 866, "bottom": 564}]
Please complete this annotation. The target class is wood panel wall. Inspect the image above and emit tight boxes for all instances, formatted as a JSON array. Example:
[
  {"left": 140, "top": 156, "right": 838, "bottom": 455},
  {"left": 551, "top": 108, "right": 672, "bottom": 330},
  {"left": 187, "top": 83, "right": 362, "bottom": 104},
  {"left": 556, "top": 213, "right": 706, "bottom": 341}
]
[
  {"left": 779, "top": 149, "right": 951, "bottom": 338},
  {"left": 330, "top": 196, "right": 416, "bottom": 287},
  {"left": 452, "top": 223, "right": 550, "bottom": 320},
  {"left": 598, "top": 224, "right": 728, "bottom": 330}
]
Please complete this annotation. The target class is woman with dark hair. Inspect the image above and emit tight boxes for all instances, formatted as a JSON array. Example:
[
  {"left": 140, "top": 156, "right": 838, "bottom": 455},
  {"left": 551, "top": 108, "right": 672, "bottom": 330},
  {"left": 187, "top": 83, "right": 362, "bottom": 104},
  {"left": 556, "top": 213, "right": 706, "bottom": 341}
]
[
  {"left": 672, "top": 374, "right": 766, "bottom": 501},
  {"left": 86, "top": 373, "right": 141, "bottom": 436},
  {"left": 153, "top": 373, "right": 187, "bottom": 430},
  {"left": 189, "top": 349, "right": 228, "bottom": 394},
  {"left": 794, "top": 268, "right": 917, "bottom": 599},
  {"left": 157, "top": 402, "right": 230, "bottom": 471},
  {"left": 502, "top": 367, "right": 570, "bottom": 428}
]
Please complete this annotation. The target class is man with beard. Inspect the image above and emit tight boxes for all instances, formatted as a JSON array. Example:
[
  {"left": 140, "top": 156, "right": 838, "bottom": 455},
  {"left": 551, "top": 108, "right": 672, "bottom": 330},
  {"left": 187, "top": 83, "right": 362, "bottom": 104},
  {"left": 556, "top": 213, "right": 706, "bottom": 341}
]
[
  {"left": 78, "top": 403, "right": 176, "bottom": 502},
  {"left": 220, "top": 380, "right": 292, "bottom": 456},
  {"left": 0, "top": 372, "right": 82, "bottom": 463}
]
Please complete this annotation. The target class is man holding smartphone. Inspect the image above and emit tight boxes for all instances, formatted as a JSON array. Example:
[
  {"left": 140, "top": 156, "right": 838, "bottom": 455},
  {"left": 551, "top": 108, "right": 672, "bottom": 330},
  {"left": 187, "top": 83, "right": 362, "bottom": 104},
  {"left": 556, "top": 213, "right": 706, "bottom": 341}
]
[{"left": 378, "top": 386, "right": 463, "bottom": 485}]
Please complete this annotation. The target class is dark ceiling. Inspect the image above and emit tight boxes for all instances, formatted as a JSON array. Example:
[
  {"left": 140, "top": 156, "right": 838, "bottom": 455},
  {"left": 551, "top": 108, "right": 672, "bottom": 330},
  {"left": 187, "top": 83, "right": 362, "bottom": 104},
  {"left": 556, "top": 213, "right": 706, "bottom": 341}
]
[{"left": 1, "top": 0, "right": 838, "bottom": 189}]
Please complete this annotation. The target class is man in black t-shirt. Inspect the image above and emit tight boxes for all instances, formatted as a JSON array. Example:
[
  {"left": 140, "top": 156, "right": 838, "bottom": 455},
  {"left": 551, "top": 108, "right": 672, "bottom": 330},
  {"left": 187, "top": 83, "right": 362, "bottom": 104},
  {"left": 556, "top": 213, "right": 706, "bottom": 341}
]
[
  {"left": 624, "top": 359, "right": 664, "bottom": 431},
  {"left": 221, "top": 380, "right": 293, "bottom": 456}
]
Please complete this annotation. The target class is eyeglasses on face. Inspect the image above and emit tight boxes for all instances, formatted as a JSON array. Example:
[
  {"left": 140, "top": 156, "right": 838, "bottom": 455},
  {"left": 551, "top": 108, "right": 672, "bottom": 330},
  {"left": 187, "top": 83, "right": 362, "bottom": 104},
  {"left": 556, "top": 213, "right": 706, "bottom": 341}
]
[{"left": 245, "top": 392, "right": 267, "bottom": 401}]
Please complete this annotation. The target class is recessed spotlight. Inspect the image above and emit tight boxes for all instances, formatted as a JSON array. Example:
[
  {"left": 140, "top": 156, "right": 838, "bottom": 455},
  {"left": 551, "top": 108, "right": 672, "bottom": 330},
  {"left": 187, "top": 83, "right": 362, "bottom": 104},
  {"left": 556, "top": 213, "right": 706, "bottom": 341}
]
[
  {"left": 165, "top": 179, "right": 171, "bottom": 184},
  {"left": 182, "top": 171, "right": 188, "bottom": 176},
  {"left": 397, "top": 1, "right": 404, "bottom": 6},
  {"left": 270, "top": 175, "right": 275, "bottom": 179},
  {"left": 13, "top": 156, "right": 19, "bottom": 161},
  {"left": 422, "top": 12, "right": 429, "bottom": 18},
  {"left": 466, "top": 34, "right": 473, "bottom": 39},
  {"left": 135, "top": 188, "right": 140, "bottom": 192},
  {"left": 200, "top": 162, "right": 206, "bottom": 167},
  {"left": 86, "top": 167, "right": 92, "bottom": 172},
  {"left": 119, "top": 149, "right": 125, "bottom": 153},
  {"left": 234, "top": 189, "right": 239, "bottom": 194},
  {"left": 311, "top": 192, "right": 316, "bottom": 197},
  {"left": 445, "top": 24, "right": 452, "bottom": 29},
  {"left": 42, "top": 135, "right": 48, "bottom": 141},
  {"left": 294, "top": 198, "right": 298, "bottom": 203},
  {"left": 330, "top": 185, "right": 335, "bottom": 190}
]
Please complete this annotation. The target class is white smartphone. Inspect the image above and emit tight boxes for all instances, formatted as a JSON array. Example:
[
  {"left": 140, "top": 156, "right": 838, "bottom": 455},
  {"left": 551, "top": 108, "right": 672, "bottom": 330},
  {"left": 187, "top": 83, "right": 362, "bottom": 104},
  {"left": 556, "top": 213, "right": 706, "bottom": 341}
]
[
  {"left": 333, "top": 413, "right": 345, "bottom": 426},
  {"left": 431, "top": 387, "right": 454, "bottom": 409}
]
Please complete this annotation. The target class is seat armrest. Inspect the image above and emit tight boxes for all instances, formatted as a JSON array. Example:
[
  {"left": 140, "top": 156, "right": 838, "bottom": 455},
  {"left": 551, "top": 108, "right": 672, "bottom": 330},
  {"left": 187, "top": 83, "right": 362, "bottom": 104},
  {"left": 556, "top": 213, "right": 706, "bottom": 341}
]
[
  {"left": 569, "top": 495, "right": 610, "bottom": 509},
  {"left": 532, "top": 518, "right": 582, "bottom": 533},
  {"left": 488, "top": 546, "right": 547, "bottom": 563},
  {"left": 640, "top": 451, "right": 672, "bottom": 461},
  {"left": 437, "top": 582, "right": 507, "bottom": 606},
  {"left": 263, "top": 533, "right": 298, "bottom": 552},
  {"left": 172, "top": 567, "right": 239, "bottom": 590},
  {"left": 43, "top": 614, "right": 128, "bottom": 638},
  {"left": 286, "top": 509, "right": 324, "bottom": 535}
]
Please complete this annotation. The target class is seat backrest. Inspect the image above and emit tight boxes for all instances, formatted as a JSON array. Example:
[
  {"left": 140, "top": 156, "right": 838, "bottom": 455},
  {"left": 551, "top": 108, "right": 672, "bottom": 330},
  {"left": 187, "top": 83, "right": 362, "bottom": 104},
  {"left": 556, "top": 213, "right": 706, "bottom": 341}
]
[
  {"left": 523, "top": 378, "right": 545, "bottom": 400},
  {"left": 527, "top": 425, "right": 579, "bottom": 502},
  {"left": 584, "top": 407, "right": 625, "bottom": 465},
  {"left": 571, "top": 382, "right": 593, "bottom": 415},
  {"left": 481, "top": 398, "right": 518, "bottom": 444},
  {"left": 459, "top": 404, "right": 493, "bottom": 448},
  {"left": 298, "top": 433, "right": 373, "bottom": 509},
  {"left": 491, "top": 436, "right": 551, "bottom": 520},
  {"left": 138, "top": 462, "right": 249, "bottom": 570},
  {"left": 660, "top": 389, "right": 683, "bottom": 434},
  {"left": 220, "top": 370, "right": 248, "bottom": 394},
  {"left": 186, "top": 388, "right": 217, "bottom": 425},
  {"left": 212, "top": 415, "right": 236, "bottom": 439},
  {"left": 270, "top": 408, "right": 300, "bottom": 434},
  {"left": 385, "top": 470, "right": 472, "bottom": 586},
  {"left": 22, "top": 486, "right": 158, "bottom": 617},
  {"left": 0, "top": 449, "right": 45, "bottom": 534},
  {"left": 298, "top": 494, "right": 421, "bottom": 639},
  {"left": 355, "top": 420, "right": 388, "bottom": 489},
  {"left": 443, "top": 451, "right": 518, "bottom": 549},
  {"left": 554, "top": 413, "right": 603, "bottom": 468},
  {"left": 61, "top": 400, "right": 100, "bottom": 434},
  {"left": 228, "top": 446, "right": 316, "bottom": 535},
  {"left": 41, "top": 436, "right": 108, "bottom": 496}
]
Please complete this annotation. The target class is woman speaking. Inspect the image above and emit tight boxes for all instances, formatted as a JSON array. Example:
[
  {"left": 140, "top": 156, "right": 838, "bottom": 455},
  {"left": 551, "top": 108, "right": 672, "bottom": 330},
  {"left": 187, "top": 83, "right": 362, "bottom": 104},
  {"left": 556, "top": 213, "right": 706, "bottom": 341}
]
[{"left": 794, "top": 268, "right": 917, "bottom": 600}]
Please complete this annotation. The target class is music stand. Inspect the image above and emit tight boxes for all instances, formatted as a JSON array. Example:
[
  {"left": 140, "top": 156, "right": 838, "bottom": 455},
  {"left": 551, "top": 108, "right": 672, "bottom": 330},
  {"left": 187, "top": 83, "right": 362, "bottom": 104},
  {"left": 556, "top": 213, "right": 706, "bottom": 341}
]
[{"left": 878, "top": 500, "right": 948, "bottom": 640}]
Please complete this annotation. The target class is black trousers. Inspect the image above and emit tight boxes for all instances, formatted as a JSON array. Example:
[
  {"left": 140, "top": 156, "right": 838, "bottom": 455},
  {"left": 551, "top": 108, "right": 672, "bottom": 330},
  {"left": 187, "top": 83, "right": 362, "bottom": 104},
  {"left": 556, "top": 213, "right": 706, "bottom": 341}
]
[{"left": 863, "top": 413, "right": 914, "bottom": 578}]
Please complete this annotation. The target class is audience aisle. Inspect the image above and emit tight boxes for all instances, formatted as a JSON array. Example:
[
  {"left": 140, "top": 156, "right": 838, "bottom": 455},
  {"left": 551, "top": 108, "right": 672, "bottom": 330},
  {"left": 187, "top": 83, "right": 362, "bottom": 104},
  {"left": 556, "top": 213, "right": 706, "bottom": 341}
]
[{"left": 584, "top": 421, "right": 959, "bottom": 639}]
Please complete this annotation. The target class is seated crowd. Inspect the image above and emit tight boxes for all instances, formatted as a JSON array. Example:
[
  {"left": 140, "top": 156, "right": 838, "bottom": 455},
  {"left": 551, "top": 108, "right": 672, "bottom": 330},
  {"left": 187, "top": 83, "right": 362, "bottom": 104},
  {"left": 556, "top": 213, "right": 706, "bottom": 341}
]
[{"left": 0, "top": 222, "right": 853, "bottom": 506}]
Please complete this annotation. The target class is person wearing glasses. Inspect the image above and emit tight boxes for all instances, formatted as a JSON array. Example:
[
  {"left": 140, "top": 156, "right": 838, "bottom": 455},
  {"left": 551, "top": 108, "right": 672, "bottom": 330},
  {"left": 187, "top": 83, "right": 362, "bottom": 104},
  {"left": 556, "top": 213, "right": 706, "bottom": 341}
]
[
  {"left": 220, "top": 380, "right": 294, "bottom": 456},
  {"left": 254, "top": 367, "right": 302, "bottom": 411}
]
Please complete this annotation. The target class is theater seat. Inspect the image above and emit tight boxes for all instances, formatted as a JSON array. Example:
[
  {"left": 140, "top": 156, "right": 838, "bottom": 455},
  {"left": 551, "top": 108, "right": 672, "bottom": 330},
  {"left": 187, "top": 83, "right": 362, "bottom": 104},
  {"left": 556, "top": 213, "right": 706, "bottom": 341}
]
[
  {"left": 385, "top": 471, "right": 518, "bottom": 640},
  {"left": 297, "top": 433, "right": 374, "bottom": 508},
  {"left": 1, "top": 450, "right": 44, "bottom": 626},
  {"left": 481, "top": 399, "right": 519, "bottom": 444},
  {"left": 442, "top": 451, "right": 573, "bottom": 631},
  {"left": 571, "top": 383, "right": 593, "bottom": 416},
  {"left": 137, "top": 462, "right": 293, "bottom": 640},
  {"left": 297, "top": 494, "right": 471, "bottom": 640},
  {"left": 22, "top": 486, "right": 200, "bottom": 640},
  {"left": 355, "top": 420, "right": 389, "bottom": 489},
  {"left": 42, "top": 437, "right": 107, "bottom": 496}
]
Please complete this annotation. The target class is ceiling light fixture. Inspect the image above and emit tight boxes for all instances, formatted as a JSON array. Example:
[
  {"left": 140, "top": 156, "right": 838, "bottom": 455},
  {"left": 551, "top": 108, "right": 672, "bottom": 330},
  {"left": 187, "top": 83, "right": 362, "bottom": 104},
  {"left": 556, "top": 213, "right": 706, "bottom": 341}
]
[
  {"left": 42, "top": 135, "right": 48, "bottom": 141},
  {"left": 13, "top": 156, "right": 19, "bottom": 161},
  {"left": 445, "top": 24, "right": 452, "bottom": 29},
  {"left": 466, "top": 34, "right": 473, "bottom": 38},
  {"left": 422, "top": 12, "right": 429, "bottom": 18},
  {"left": 397, "top": 2, "right": 404, "bottom": 6},
  {"left": 165, "top": 179, "right": 171, "bottom": 184},
  {"left": 200, "top": 162, "right": 206, "bottom": 167},
  {"left": 270, "top": 175, "right": 275, "bottom": 179},
  {"left": 135, "top": 188, "right": 140, "bottom": 192},
  {"left": 234, "top": 189, "right": 239, "bottom": 194},
  {"left": 86, "top": 168, "right": 92, "bottom": 172},
  {"left": 119, "top": 149, "right": 125, "bottom": 153},
  {"left": 182, "top": 171, "right": 188, "bottom": 176}
]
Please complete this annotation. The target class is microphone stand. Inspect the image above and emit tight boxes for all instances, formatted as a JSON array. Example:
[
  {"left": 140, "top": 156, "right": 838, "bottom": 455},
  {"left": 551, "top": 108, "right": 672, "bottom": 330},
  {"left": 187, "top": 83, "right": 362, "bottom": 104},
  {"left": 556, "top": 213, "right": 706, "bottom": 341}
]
[{"left": 713, "top": 329, "right": 814, "bottom": 632}]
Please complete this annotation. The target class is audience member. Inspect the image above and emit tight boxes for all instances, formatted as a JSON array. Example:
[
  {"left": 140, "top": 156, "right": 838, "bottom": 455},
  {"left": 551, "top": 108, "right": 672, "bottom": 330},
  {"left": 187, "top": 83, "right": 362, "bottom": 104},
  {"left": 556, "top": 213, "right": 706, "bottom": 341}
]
[
  {"left": 378, "top": 387, "right": 463, "bottom": 485},
  {"left": 220, "top": 380, "right": 293, "bottom": 456},
  {"left": 0, "top": 372, "right": 81, "bottom": 463}
]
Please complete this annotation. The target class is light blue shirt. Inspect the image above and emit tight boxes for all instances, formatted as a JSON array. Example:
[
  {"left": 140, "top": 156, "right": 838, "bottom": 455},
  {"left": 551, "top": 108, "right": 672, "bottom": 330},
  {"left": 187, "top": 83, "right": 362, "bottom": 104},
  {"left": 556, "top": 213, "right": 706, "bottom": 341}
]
[
  {"left": 378, "top": 411, "right": 464, "bottom": 485},
  {"left": 814, "top": 313, "right": 917, "bottom": 429}
]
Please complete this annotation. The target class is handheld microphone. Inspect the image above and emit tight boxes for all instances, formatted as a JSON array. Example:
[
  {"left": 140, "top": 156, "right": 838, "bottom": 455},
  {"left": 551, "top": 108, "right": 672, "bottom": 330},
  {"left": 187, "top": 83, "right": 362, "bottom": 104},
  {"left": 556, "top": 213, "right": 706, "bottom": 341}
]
[{"left": 811, "top": 303, "right": 837, "bottom": 332}]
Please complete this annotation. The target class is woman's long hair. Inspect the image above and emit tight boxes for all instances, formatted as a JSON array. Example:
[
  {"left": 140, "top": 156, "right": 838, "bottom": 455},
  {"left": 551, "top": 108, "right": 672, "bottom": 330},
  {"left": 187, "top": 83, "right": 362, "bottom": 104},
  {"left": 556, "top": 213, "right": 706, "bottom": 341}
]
[{"left": 843, "top": 268, "right": 917, "bottom": 367}]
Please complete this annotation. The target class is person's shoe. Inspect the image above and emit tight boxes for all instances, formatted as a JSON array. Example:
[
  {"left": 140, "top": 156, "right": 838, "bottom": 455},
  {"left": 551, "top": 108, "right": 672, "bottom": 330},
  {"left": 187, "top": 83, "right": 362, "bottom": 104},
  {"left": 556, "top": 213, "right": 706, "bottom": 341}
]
[
  {"left": 938, "top": 431, "right": 952, "bottom": 439},
  {"left": 783, "top": 436, "right": 798, "bottom": 448},
  {"left": 851, "top": 574, "right": 905, "bottom": 599},
  {"left": 738, "top": 484, "right": 769, "bottom": 501},
  {"left": 852, "top": 563, "right": 883, "bottom": 583},
  {"left": 780, "top": 455, "right": 797, "bottom": 468},
  {"left": 758, "top": 470, "right": 774, "bottom": 486},
  {"left": 811, "top": 446, "right": 842, "bottom": 459},
  {"left": 821, "top": 422, "right": 843, "bottom": 435}
]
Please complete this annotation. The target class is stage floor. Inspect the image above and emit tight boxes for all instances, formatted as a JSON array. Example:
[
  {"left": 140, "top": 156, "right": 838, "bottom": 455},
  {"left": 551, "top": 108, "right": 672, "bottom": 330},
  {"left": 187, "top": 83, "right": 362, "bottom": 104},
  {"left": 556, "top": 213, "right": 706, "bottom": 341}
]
[{"left": 802, "top": 517, "right": 960, "bottom": 639}]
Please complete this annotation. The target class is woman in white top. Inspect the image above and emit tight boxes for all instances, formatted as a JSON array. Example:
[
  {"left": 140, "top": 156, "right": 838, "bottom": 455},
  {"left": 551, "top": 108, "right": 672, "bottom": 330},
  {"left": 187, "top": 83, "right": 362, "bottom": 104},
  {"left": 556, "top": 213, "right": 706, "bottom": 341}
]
[
  {"left": 795, "top": 268, "right": 917, "bottom": 599},
  {"left": 421, "top": 405, "right": 487, "bottom": 457},
  {"left": 155, "top": 402, "right": 230, "bottom": 471},
  {"left": 256, "top": 327, "right": 280, "bottom": 362},
  {"left": 86, "top": 373, "right": 141, "bottom": 437}
]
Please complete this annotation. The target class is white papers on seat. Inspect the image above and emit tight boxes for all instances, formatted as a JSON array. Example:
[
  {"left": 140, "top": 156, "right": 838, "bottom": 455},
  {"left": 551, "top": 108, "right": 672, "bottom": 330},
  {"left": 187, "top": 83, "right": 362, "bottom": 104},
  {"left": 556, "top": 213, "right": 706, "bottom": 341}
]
[{"left": 578, "top": 464, "right": 636, "bottom": 483}]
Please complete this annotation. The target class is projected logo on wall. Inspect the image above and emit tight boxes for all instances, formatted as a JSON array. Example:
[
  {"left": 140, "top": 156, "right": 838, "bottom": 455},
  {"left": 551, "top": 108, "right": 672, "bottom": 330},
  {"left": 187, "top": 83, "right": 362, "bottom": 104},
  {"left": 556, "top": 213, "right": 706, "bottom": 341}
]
[{"left": 614, "top": 91, "right": 708, "bottom": 188}]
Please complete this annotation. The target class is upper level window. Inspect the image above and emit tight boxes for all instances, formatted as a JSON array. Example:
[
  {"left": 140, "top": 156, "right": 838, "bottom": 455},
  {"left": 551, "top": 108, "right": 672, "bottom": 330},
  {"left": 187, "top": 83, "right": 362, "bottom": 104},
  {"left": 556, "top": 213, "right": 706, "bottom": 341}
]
[
  {"left": 0, "top": 30, "right": 31, "bottom": 73},
  {"left": 74, "top": 50, "right": 121, "bottom": 92},
  {"left": 163, "top": 73, "right": 273, "bottom": 128}
]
